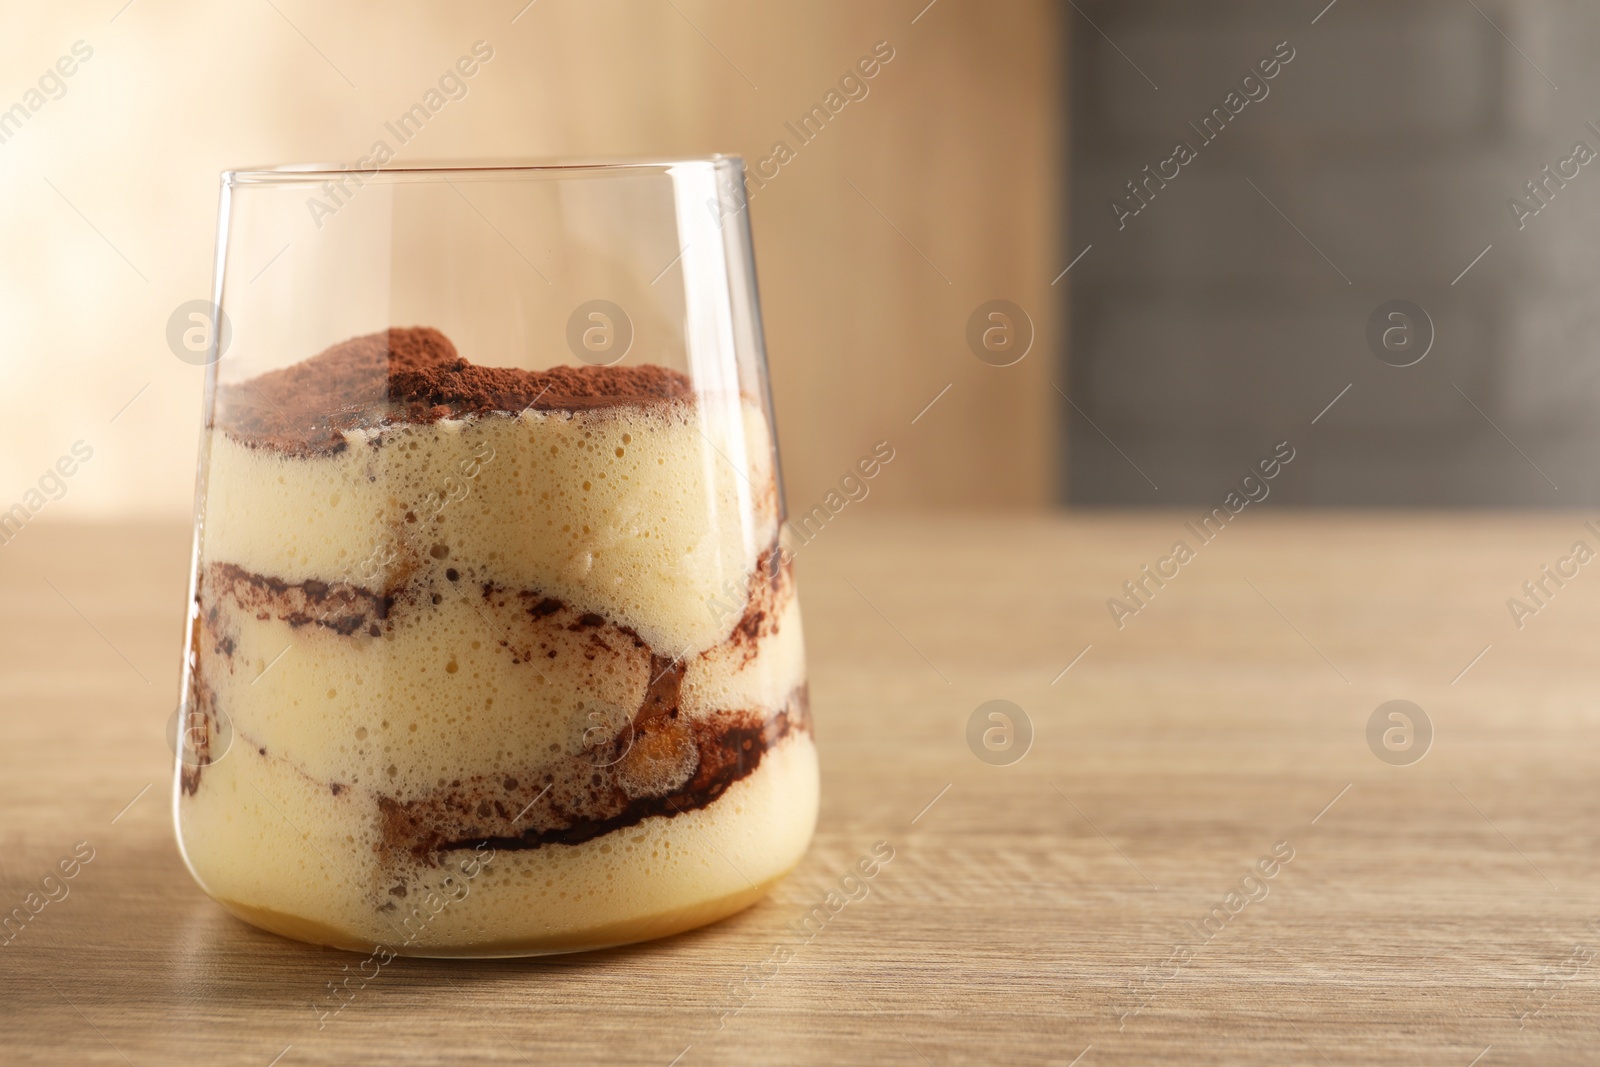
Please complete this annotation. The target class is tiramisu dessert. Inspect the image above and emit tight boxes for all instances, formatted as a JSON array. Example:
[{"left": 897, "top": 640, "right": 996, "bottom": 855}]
[{"left": 174, "top": 327, "right": 815, "bottom": 955}]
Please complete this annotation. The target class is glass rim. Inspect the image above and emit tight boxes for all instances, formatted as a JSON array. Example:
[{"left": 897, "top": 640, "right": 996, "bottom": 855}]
[{"left": 222, "top": 155, "right": 745, "bottom": 186}]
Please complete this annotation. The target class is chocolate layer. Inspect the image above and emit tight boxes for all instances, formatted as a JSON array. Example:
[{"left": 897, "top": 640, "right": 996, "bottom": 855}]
[
  {"left": 215, "top": 326, "right": 692, "bottom": 456},
  {"left": 187, "top": 546, "right": 803, "bottom": 860},
  {"left": 378, "top": 687, "right": 809, "bottom": 861},
  {"left": 723, "top": 542, "right": 790, "bottom": 664},
  {"left": 207, "top": 563, "right": 394, "bottom": 639},
  {"left": 178, "top": 677, "right": 223, "bottom": 797},
  {"left": 197, "top": 534, "right": 793, "bottom": 662}
]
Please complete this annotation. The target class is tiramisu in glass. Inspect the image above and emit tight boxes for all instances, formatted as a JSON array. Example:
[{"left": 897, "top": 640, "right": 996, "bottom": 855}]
[{"left": 174, "top": 160, "right": 815, "bottom": 956}]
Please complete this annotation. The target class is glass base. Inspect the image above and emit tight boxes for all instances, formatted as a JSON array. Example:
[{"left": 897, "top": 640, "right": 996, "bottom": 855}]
[{"left": 213, "top": 872, "right": 789, "bottom": 958}]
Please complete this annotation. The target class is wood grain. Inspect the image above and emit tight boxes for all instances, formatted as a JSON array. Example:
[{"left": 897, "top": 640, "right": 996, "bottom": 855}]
[{"left": 3, "top": 513, "right": 1599, "bottom": 1065}]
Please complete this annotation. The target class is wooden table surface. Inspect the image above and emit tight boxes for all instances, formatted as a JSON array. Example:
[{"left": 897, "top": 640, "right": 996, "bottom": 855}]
[{"left": 4, "top": 513, "right": 1599, "bottom": 1065}]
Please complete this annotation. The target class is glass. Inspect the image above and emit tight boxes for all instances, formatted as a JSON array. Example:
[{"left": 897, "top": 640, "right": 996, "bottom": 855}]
[{"left": 173, "top": 158, "right": 816, "bottom": 957}]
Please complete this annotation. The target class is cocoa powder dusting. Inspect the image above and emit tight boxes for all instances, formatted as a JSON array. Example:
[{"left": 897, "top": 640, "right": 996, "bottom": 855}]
[{"left": 215, "top": 326, "right": 691, "bottom": 456}]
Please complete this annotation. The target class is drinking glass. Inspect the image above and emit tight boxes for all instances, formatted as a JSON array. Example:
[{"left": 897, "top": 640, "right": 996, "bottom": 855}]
[{"left": 173, "top": 158, "right": 815, "bottom": 957}]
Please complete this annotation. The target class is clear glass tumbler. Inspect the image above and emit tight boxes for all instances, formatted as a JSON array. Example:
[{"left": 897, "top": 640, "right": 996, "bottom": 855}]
[{"left": 173, "top": 159, "right": 816, "bottom": 956}]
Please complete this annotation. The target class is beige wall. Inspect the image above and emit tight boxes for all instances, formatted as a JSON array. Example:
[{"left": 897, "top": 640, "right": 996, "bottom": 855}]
[{"left": 0, "top": 0, "right": 1060, "bottom": 520}]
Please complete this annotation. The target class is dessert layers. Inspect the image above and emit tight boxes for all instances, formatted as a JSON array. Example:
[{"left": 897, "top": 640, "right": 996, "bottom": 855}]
[{"left": 176, "top": 329, "right": 816, "bottom": 954}]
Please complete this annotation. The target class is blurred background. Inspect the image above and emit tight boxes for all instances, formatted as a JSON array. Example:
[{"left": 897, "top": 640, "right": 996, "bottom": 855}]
[
  {"left": 3, "top": 0, "right": 1598, "bottom": 522},
  {"left": 0, "top": 0, "right": 1058, "bottom": 523},
  {"left": 1068, "top": 0, "right": 1600, "bottom": 507}
]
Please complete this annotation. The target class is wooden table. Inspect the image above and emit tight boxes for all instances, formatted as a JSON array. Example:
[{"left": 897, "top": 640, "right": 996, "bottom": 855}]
[{"left": 3, "top": 514, "right": 1599, "bottom": 1065}]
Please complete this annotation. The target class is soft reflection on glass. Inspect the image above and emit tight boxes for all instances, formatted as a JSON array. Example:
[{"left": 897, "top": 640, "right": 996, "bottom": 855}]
[{"left": 173, "top": 159, "right": 816, "bottom": 957}]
